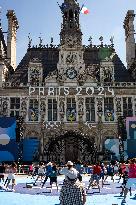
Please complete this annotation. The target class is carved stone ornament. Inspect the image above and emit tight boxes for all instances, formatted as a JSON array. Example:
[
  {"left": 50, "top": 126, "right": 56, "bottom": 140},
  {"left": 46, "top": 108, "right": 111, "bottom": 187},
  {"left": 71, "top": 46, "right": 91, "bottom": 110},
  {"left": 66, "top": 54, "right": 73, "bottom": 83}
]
[
  {"left": 2, "top": 97, "right": 9, "bottom": 116},
  {"left": 96, "top": 97, "right": 103, "bottom": 116},
  {"left": 115, "top": 97, "right": 122, "bottom": 113},
  {"left": 66, "top": 51, "right": 78, "bottom": 64},
  {"left": 77, "top": 64, "right": 99, "bottom": 85},
  {"left": 29, "top": 66, "right": 42, "bottom": 84},
  {"left": 45, "top": 70, "right": 57, "bottom": 81}
]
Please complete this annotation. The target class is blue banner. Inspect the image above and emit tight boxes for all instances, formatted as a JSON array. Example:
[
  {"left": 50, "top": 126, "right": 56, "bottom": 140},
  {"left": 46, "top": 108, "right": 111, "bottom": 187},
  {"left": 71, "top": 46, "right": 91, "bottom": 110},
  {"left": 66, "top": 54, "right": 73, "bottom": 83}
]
[{"left": 0, "top": 117, "right": 18, "bottom": 161}]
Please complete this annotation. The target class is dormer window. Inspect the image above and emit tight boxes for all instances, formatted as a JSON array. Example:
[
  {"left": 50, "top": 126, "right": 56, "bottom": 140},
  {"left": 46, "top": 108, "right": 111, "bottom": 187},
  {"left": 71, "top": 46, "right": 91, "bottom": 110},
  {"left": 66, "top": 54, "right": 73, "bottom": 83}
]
[
  {"left": 28, "top": 60, "right": 43, "bottom": 85},
  {"left": 29, "top": 67, "right": 40, "bottom": 84}
]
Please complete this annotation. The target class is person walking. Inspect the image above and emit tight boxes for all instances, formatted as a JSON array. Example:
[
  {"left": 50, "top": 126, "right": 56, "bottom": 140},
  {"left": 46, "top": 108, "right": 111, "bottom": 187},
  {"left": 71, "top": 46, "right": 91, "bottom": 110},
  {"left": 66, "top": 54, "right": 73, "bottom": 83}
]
[
  {"left": 5, "top": 163, "right": 17, "bottom": 191},
  {"left": 120, "top": 170, "right": 132, "bottom": 197},
  {"left": 0, "top": 162, "right": 5, "bottom": 183},
  {"left": 59, "top": 161, "right": 78, "bottom": 181},
  {"left": 33, "top": 163, "right": 45, "bottom": 186},
  {"left": 104, "top": 163, "right": 114, "bottom": 183},
  {"left": 122, "top": 158, "right": 136, "bottom": 203},
  {"left": 41, "top": 162, "right": 52, "bottom": 188},
  {"left": 87, "top": 162, "right": 101, "bottom": 192},
  {"left": 59, "top": 162, "right": 86, "bottom": 205},
  {"left": 50, "top": 164, "right": 58, "bottom": 192}
]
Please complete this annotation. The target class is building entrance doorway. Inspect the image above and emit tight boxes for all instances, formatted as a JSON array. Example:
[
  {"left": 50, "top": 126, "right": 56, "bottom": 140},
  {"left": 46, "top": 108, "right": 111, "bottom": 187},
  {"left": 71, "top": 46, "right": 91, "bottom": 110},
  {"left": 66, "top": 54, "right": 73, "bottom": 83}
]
[{"left": 44, "top": 131, "right": 96, "bottom": 163}]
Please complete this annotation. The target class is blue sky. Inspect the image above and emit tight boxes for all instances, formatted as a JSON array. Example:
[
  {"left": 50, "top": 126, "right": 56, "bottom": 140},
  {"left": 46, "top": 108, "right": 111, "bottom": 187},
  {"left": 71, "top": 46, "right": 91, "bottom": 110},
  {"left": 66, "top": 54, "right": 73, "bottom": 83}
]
[{"left": 0, "top": 0, "right": 136, "bottom": 66}]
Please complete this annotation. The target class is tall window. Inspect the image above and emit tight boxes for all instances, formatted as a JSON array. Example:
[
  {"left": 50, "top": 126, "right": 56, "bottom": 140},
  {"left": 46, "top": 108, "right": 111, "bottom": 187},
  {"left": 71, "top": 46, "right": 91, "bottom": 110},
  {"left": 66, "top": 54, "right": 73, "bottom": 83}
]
[
  {"left": 67, "top": 98, "right": 76, "bottom": 121},
  {"left": 10, "top": 98, "right": 20, "bottom": 117},
  {"left": 123, "top": 97, "right": 133, "bottom": 117},
  {"left": 48, "top": 99, "right": 57, "bottom": 121},
  {"left": 85, "top": 98, "right": 95, "bottom": 122},
  {"left": 29, "top": 99, "right": 39, "bottom": 121},
  {"left": 104, "top": 98, "right": 114, "bottom": 121}
]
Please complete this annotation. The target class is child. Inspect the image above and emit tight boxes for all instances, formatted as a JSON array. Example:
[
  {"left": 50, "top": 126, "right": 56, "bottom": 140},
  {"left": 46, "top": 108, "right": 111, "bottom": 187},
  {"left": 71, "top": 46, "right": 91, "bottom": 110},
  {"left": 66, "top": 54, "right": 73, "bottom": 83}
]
[{"left": 50, "top": 164, "right": 58, "bottom": 192}]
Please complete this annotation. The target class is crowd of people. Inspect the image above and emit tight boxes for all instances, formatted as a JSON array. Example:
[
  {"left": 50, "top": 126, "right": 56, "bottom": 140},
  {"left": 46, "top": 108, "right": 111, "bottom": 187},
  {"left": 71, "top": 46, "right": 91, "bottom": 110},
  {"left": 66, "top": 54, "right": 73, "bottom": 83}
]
[{"left": 0, "top": 159, "right": 136, "bottom": 204}]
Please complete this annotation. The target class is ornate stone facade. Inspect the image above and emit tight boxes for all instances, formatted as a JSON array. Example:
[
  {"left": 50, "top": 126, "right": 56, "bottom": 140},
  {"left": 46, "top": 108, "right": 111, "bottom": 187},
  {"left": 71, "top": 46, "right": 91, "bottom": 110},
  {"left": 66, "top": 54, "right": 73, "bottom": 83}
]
[{"left": 0, "top": 0, "right": 136, "bottom": 162}]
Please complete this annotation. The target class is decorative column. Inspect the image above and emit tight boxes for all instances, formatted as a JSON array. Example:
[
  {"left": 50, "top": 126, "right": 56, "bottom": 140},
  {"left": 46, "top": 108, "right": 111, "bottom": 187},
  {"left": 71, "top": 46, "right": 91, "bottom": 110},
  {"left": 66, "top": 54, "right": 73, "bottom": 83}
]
[
  {"left": 115, "top": 97, "right": 122, "bottom": 120},
  {"left": 59, "top": 97, "right": 65, "bottom": 121},
  {"left": 20, "top": 97, "right": 28, "bottom": 121},
  {"left": 40, "top": 121, "right": 46, "bottom": 161},
  {"left": 96, "top": 97, "right": 103, "bottom": 151},
  {"left": 77, "top": 97, "right": 84, "bottom": 130},
  {"left": 40, "top": 97, "right": 46, "bottom": 122}
]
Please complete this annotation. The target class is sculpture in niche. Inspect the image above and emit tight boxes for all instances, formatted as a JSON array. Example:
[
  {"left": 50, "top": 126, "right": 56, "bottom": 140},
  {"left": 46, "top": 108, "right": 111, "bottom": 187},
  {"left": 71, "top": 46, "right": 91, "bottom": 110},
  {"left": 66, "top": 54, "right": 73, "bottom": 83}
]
[
  {"left": 2, "top": 98, "right": 9, "bottom": 116},
  {"left": 59, "top": 97, "right": 65, "bottom": 121},
  {"left": 96, "top": 98, "right": 103, "bottom": 116},
  {"left": 115, "top": 97, "right": 122, "bottom": 113},
  {"left": 20, "top": 98, "right": 27, "bottom": 118},
  {"left": 59, "top": 98, "right": 65, "bottom": 112},
  {"left": 103, "top": 68, "right": 112, "bottom": 82},
  {"left": 40, "top": 99, "right": 46, "bottom": 121},
  {"left": 78, "top": 97, "right": 84, "bottom": 113}
]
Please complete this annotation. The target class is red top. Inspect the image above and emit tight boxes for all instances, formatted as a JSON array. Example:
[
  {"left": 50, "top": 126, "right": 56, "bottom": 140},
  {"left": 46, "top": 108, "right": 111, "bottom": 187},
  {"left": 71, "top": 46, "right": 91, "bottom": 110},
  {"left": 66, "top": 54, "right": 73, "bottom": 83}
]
[
  {"left": 93, "top": 165, "right": 101, "bottom": 175},
  {"left": 29, "top": 165, "right": 33, "bottom": 171},
  {"left": 129, "top": 164, "right": 136, "bottom": 178},
  {"left": 121, "top": 164, "right": 126, "bottom": 174}
]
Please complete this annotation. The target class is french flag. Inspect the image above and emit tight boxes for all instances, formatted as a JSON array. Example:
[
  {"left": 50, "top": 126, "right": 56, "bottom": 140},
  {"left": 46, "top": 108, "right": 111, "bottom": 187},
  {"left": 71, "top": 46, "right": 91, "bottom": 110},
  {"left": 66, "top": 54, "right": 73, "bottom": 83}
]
[{"left": 81, "top": 4, "right": 89, "bottom": 14}]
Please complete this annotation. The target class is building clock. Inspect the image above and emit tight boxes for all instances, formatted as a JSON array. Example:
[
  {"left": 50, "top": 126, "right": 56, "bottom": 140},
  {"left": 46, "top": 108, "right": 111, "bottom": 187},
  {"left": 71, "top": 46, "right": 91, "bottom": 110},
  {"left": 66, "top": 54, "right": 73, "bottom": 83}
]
[{"left": 66, "top": 68, "right": 77, "bottom": 79}]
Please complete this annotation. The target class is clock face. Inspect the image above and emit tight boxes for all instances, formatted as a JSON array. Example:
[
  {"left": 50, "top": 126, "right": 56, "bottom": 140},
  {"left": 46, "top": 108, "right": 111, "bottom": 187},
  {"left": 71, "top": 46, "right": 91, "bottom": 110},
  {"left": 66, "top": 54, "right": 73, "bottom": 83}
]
[{"left": 66, "top": 68, "right": 77, "bottom": 79}]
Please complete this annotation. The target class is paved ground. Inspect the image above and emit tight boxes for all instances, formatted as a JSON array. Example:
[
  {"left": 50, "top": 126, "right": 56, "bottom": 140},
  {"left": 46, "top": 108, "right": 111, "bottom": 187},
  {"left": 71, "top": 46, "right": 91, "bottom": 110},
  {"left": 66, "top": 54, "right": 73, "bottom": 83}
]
[{"left": 0, "top": 174, "right": 136, "bottom": 205}]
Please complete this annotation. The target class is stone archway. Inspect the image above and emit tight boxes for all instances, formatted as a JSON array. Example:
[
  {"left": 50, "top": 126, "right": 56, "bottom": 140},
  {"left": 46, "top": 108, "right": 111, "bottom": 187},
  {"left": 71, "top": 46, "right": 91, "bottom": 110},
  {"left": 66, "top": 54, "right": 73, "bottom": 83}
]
[{"left": 44, "top": 130, "right": 96, "bottom": 163}]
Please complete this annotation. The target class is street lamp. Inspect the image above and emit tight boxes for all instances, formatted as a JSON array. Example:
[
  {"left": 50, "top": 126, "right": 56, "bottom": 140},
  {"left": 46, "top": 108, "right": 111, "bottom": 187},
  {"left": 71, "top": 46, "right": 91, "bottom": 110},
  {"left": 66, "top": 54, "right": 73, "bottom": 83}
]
[
  {"left": 41, "top": 121, "right": 45, "bottom": 161},
  {"left": 119, "top": 135, "right": 124, "bottom": 162},
  {"left": 97, "top": 111, "right": 103, "bottom": 152}
]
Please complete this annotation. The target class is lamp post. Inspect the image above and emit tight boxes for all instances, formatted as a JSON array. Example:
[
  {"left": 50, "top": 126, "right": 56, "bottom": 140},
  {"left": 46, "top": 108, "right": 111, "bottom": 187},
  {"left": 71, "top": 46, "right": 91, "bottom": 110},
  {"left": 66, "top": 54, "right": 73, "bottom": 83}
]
[
  {"left": 97, "top": 111, "right": 103, "bottom": 152},
  {"left": 119, "top": 136, "right": 124, "bottom": 162},
  {"left": 16, "top": 116, "right": 24, "bottom": 162},
  {"left": 41, "top": 121, "right": 45, "bottom": 161}
]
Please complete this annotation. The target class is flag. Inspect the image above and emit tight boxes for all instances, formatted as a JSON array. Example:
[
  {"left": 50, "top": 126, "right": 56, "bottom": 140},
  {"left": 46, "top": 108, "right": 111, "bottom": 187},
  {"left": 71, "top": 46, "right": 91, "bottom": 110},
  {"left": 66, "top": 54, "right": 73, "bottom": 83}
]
[{"left": 81, "top": 5, "right": 89, "bottom": 14}]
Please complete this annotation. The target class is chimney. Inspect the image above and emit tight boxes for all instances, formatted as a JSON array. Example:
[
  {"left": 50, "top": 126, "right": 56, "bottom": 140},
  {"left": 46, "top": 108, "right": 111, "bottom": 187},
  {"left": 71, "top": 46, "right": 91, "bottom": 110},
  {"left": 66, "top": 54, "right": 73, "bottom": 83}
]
[
  {"left": 124, "top": 10, "right": 135, "bottom": 69},
  {"left": 6, "top": 10, "right": 19, "bottom": 70}
]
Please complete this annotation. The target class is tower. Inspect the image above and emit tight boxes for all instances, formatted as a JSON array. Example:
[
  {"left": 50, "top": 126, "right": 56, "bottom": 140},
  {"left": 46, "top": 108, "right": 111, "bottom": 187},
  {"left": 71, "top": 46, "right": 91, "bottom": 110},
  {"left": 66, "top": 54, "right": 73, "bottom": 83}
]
[
  {"left": 58, "top": 0, "right": 85, "bottom": 84},
  {"left": 60, "top": 0, "right": 82, "bottom": 47},
  {"left": 6, "top": 10, "right": 19, "bottom": 70},
  {"left": 0, "top": 23, "right": 7, "bottom": 87},
  {"left": 124, "top": 10, "right": 136, "bottom": 69}
]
